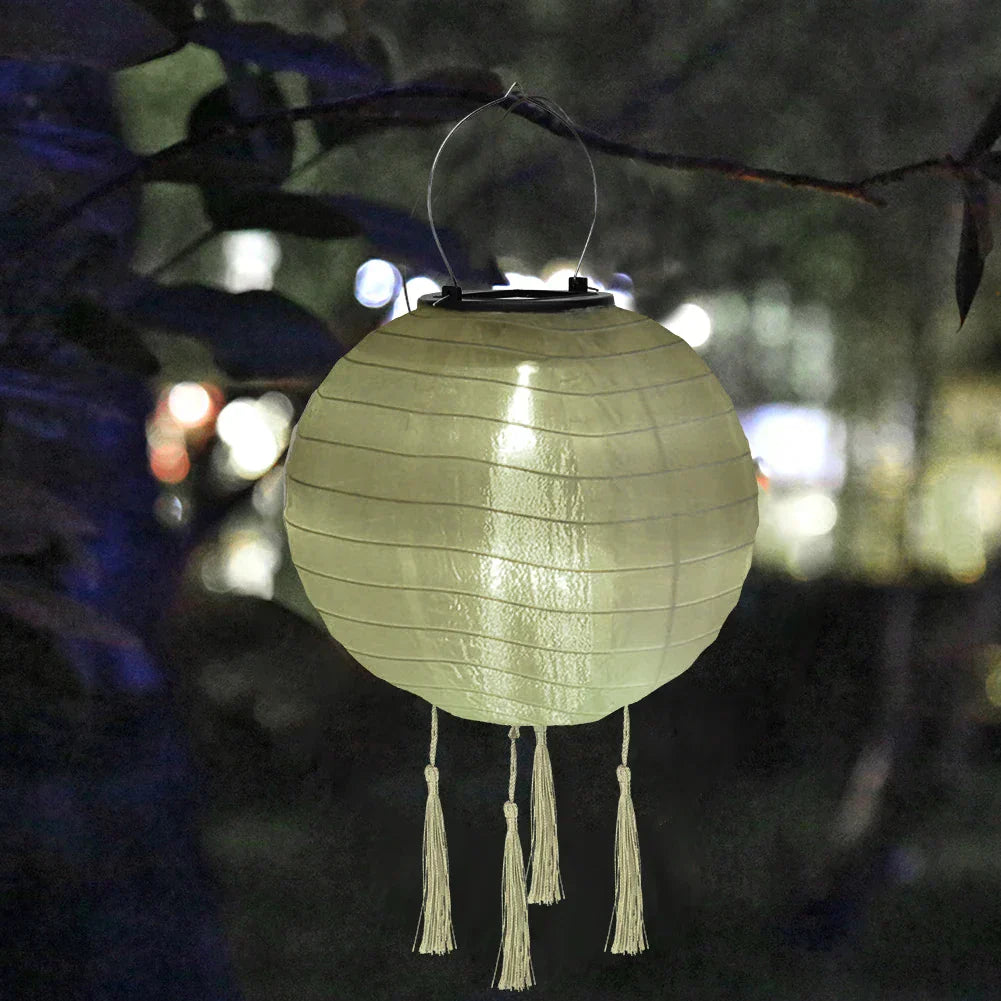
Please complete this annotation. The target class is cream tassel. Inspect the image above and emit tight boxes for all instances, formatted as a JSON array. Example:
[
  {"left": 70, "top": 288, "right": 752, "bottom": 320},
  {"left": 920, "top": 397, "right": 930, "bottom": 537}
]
[
  {"left": 527, "top": 725, "right": 564, "bottom": 905},
  {"left": 413, "top": 705, "right": 456, "bottom": 955},
  {"left": 492, "top": 725, "right": 535, "bottom": 991},
  {"left": 605, "top": 705, "right": 648, "bottom": 955}
]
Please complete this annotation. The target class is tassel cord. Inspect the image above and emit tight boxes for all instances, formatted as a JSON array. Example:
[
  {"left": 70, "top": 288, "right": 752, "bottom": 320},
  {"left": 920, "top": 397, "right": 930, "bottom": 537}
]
[
  {"left": 605, "top": 705, "right": 649, "bottom": 956},
  {"left": 527, "top": 725, "right": 565, "bottom": 905},
  {"left": 491, "top": 725, "right": 535, "bottom": 991},
  {"left": 413, "top": 705, "right": 456, "bottom": 955}
]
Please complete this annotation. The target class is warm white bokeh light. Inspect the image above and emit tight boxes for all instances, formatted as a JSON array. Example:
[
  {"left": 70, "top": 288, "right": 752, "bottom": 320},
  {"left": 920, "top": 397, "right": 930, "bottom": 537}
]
[
  {"left": 216, "top": 397, "right": 290, "bottom": 479},
  {"left": 200, "top": 527, "right": 283, "bottom": 599},
  {"left": 221, "top": 531, "right": 282, "bottom": 598},
  {"left": 355, "top": 258, "right": 402, "bottom": 309},
  {"left": 663, "top": 302, "right": 713, "bottom": 348},
  {"left": 167, "top": 382, "right": 212, "bottom": 428},
  {"left": 740, "top": 404, "right": 847, "bottom": 487},
  {"left": 545, "top": 267, "right": 576, "bottom": 289},
  {"left": 785, "top": 492, "right": 839, "bottom": 537},
  {"left": 222, "top": 230, "right": 282, "bottom": 292}
]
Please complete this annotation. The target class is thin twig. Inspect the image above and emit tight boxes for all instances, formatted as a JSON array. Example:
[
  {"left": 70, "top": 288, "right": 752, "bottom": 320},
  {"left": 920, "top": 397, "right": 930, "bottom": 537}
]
[
  {"left": 858, "top": 155, "right": 966, "bottom": 191},
  {"left": 13, "top": 82, "right": 973, "bottom": 264}
]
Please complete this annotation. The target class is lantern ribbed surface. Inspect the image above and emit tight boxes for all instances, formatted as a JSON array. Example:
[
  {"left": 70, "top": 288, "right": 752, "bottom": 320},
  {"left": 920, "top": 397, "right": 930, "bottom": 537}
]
[{"left": 284, "top": 302, "right": 758, "bottom": 727}]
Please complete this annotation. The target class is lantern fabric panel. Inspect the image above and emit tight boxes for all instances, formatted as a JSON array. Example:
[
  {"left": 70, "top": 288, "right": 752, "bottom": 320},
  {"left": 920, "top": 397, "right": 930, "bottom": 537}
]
[
  {"left": 310, "top": 356, "right": 735, "bottom": 438},
  {"left": 286, "top": 437, "right": 751, "bottom": 523},
  {"left": 285, "top": 303, "right": 757, "bottom": 729}
]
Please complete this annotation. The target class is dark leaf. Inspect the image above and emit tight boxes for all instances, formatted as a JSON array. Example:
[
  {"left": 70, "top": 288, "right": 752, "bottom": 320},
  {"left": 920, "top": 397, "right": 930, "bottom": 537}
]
[
  {"left": 111, "top": 276, "right": 342, "bottom": 378},
  {"left": 58, "top": 300, "right": 161, "bottom": 376},
  {"left": 187, "top": 20, "right": 382, "bottom": 90},
  {"left": 956, "top": 180, "right": 993, "bottom": 326},
  {"left": 325, "top": 194, "right": 505, "bottom": 285},
  {"left": 0, "top": 0, "right": 178, "bottom": 69},
  {"left": 187, "top": 80, "right": 295, "bottom": 186},
  {"left": 131, "top": 0, "right": 196, "bottom": 34},
  {"left": 0, "top": 580, "right": 143, "bottom": 649},
  {"left": 2, "top": 119, "right": 138, "bottom": 174},
  {"left": 204, "top": 188, "right": 363, "bottom": 239},
  {"left": 964, "top": 91, "right": 1001, "bottom": 159},
  {"left": 143, "top": 149, "right": 276, "bottom": 187},
  {"left": 308, "top": 32, "right": 394, "bottom": 147}
]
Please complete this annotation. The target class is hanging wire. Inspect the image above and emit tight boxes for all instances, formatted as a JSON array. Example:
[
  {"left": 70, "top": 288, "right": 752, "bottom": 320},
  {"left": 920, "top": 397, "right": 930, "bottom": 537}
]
[
  {"left": 401, "top": 260, "right": 413, "bottom": 313},
  {"left": 504, "top": 92, "right": 598, "bottom": 280},
  {"left": 425, "top": 81, "right": 599, "bottom": 291}
]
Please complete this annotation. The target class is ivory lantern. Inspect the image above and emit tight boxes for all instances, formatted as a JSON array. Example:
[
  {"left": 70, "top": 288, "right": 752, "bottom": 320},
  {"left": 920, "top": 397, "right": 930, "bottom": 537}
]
[{"left": 283, "top": 299, "right": 758, "bottom": 728}]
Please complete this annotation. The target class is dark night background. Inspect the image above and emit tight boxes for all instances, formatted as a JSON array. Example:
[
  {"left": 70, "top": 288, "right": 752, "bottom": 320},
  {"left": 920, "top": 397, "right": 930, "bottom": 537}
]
[{"left": 4, "top": 1, "right": 1001, "bottom": 999}]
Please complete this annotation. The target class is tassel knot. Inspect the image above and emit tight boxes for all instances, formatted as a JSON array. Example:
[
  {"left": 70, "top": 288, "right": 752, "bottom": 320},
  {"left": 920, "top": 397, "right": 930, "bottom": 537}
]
[
  {"left": 616, "top": 763, "right": 631, "bottom": 792},
  {"left": 425, "top": 763, "right": 439, "bottom": 794},
  {"left": 503, "top": 800, "right": 518, "bottom": 823}
]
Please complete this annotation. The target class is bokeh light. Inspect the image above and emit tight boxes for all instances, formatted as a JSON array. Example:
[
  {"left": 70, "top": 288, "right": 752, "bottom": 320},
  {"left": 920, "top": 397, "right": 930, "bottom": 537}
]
[
  {"left": 149, "top": 441, "right": 190, "bottom": 484},
  {"left": 663, "top": 302, "right": 713, "bottom": 348},
  {"left": 355, "top": 258, "right": 402, "bottom": 309},
  {"left": 784, "top": 492, "right": 839, "bottom": 537},
  {"left": 199, "top": 525, "right": 283, "bottom": 599},
  {"left": 167, "top": 382, "right": 213, "bottom": 428},
  {"left": 222, "top": 230, "right": 282, "bottom": 292},
  {"left": 740, "top": 404, "right": 847, "bottom": 487},
  {"left": 215, "top": 395, "right": 292, "bottom": 480},
  {"left": 153, "top": 491, "right": 188, "bottom": 527}
]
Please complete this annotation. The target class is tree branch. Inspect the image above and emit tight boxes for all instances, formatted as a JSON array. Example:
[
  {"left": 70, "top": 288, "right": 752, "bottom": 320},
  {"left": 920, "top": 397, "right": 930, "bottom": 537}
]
[{"left": 13, "top": 82, "right": 974, "bottom": 262}]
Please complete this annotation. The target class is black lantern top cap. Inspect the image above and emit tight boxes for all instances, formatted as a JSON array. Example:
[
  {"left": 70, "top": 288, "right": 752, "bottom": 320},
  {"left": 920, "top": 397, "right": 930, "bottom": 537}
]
[{"left": 419, "top": 277, "right": 614, "bottom": 312}]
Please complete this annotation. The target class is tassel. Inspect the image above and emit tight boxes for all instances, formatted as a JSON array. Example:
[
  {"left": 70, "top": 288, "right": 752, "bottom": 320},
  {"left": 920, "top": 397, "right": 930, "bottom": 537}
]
[
  {"left": 605, "top": 705, "right": 648, "bottom": 955},
  {"left": 492, "top": 726, "right": 535, "bottom": 991},
  {"left": 413, "top": 706, "right": 456, "bottom": 955},
  {"left": 527, "top": 725, "right": 565, "bottom": 905}
]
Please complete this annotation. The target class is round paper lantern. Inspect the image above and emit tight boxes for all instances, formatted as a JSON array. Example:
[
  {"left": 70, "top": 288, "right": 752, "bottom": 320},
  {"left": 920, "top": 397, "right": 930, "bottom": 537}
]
[
  {"left": 284, "top": 298, "right": 757, "bottom": 727},
  {"left": 283, "top": 84, "right": 757, "bottom": 993},
  {"left": 284, "top": 287, "right": 757, "bottom": 986}
]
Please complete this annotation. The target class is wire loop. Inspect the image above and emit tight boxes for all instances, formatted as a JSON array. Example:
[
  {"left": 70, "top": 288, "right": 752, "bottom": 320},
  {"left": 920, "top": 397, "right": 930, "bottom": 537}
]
[{"left": 426, "top": 82, "right": 599, "bottom": 289}]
